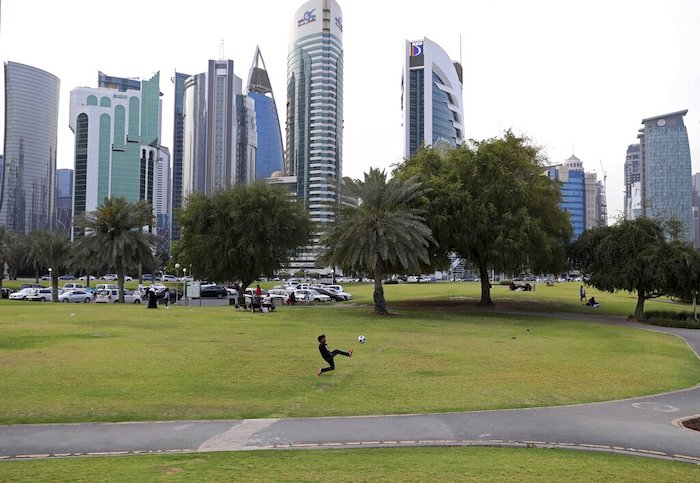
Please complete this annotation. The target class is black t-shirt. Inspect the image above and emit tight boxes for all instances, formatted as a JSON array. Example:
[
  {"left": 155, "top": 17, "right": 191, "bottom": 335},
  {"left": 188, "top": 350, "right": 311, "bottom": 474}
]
[{"left": 319, "top": 343, "right": 332, "bottom": 360}]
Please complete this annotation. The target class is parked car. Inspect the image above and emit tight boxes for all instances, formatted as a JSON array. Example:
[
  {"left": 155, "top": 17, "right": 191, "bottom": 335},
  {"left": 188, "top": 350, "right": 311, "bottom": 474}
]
[
  {"left": 200, "top": 285, "right": 228, "bottom": 298},
  {"left": 26, "top": 288, "right": 53, "bottom": 302},
  {"left": 142, "top": 274, "right": 154, "bottom": 281},
  {"left": 9, "top": 288, "right": 34, "bottom": 300},
  {"left": 268, "top": 288, "right": 291, "bottom": 305},
  {"left": 312, "top": 286, "right": 346, "bottom": 302},
  {"left": 58, "top": 274, "right": 75, "bottom": 280},
  {"left": 160, "top": 274, "right": 178, "bottom": 282},
  {"left": 58, "top": 289, "right": 93, "bottom": 303},
  {"left": 95, "top": 289, "right": 141, "bottom": 304},
  {"left": 102, "top": 274, "right": 118, "bottom": 281},
  {"left": 79, "top": 275, "right": 97, "bottom": 281},
  {"left": 20, "top": 283, "right": 44, "bottom": 290},
  {"left": 293, "top": 289, "right": 331, "bottom": 304},
  {"left": 40, "top": 274, "right": 52, "bottom": 281},
  {"left": 61, "top": 282, "right": 85, "bottom": 292}
]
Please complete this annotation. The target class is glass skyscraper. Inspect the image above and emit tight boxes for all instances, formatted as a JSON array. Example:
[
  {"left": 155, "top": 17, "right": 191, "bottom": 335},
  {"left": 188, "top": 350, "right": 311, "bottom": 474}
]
[
  {"left": 402, "top": 37, "right": 464, "bottom": 158},
  {"left": 56, "top": 168, "right": 73, "bottom": 235},
  {"left": 0, "top": 62, "right": 60, "bottom": 236},
  {"left": 247, "top": 47, "right": 284, "bottom": 179},
  {"left": 545, "top": 155, "right": 586, "bottom": 239},
  {"left": 171, "top": 71, "right": 190, "bottom": 241},
  {"left": 69, "top": 71, "right": 163, "bottom": 237},
  {"left": 287, "top": 0, "right": 344, "bottom": 267},
  {"left": 638, "top": 110, "right": 693, "bottom": 241}
]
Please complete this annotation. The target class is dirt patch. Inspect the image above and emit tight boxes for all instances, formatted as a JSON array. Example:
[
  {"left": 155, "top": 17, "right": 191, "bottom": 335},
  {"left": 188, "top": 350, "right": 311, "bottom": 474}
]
[{"left": 681, "top": 417, "right": 700, "bottom": 432}]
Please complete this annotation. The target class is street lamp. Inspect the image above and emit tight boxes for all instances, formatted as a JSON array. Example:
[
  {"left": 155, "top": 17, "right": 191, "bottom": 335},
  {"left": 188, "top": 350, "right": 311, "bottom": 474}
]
[
  {"left": 175, "top": 263, "right": 181, "bottom": 304},
  {"left": 48, "top": 268, "right": 54, "bottom": 302},
  {"left": 182, "top": 267, "right": 188, "bottom": 306}
]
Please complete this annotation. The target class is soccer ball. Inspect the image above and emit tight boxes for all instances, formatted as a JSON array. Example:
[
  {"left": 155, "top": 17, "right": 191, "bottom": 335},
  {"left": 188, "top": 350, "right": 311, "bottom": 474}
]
[{"left": 358, "top": 335, "right": 366, "bottom": 344}]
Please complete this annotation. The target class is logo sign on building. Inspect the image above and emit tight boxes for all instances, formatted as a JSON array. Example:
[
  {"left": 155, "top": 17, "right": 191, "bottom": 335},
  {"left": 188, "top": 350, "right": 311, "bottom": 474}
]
[
  {"left": 335, "top": 16, "right": 343, "bottom": 31},
  {"left": 298, "top": 9, "right": 316, "bottom": 27},
  {"left": 410, "top": 42, "right": 424, "bottom": 57}
]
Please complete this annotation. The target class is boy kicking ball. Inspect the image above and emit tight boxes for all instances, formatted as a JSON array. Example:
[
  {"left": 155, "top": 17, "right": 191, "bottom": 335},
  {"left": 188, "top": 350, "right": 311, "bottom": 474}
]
[{"left": 317, "top": 334, "right": 352, "bottom": 376}]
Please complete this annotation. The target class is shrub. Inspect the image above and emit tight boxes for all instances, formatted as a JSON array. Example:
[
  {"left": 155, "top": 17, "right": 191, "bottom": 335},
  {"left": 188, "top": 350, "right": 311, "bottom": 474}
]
[{"left": 643, "top": 311, "right": 700, "bottom": 329}]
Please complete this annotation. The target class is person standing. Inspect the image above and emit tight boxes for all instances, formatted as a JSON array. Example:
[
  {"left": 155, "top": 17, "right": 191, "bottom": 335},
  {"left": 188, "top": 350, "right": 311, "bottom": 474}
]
[
  {"left": 579, "top": 285, "right": 586, "bottom": 302},
  {"left": 255, "top": 284, "right": 262, "bottom": 296},
  {"left": 163, "top": 288, "right": 170, "bottom": 307},
  {"left": 316, "top": 334, "right": 352, "bottom": 376}
]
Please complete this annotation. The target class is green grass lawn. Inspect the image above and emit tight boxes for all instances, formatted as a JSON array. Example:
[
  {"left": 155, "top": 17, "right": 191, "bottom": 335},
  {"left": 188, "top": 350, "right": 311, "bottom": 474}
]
[
  {"left": 1, "top": 282, "right": 699, "bottom": 424},
  {"left": 2, "top": 447, "right": 699, "bottom": 482}
]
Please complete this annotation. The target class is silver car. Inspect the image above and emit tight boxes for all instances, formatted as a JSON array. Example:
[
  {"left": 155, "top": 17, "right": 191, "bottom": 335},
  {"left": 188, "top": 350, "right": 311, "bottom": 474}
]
[{"left": 58, "top": 289, "right": 93, "bottom": 303}]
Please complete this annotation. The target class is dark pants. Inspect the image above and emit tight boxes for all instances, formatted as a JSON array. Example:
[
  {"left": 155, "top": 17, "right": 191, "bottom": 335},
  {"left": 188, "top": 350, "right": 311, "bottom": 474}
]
[{"left": 320, "top": 350, "right": 350, "bottom": 373}]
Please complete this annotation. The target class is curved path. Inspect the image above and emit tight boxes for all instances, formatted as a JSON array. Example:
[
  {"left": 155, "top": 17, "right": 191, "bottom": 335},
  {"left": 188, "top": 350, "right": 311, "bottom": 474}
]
[{"left": 1, "top": 315, "right": 699, "bottom": 464}]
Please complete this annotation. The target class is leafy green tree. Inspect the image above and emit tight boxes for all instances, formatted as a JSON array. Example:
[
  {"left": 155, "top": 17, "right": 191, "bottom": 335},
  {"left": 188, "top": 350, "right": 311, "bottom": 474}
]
[
  {"left": 396, "top": 132, "right": 572, "bottom": 305},
  {"left": 3, "top": 231, "right": 25, "bottom": 281},
  {"left": 0, "top": 226, "right": 11, "bottom": 289},
  {"left": 22, "top": 230, "right": 71, "bottom": 301},
  {"left": 319, "top": 168, "right": 435, "bottom": 315},
  {"left": 570, "top": 217, "right": 694, "bottom": 321},
  {"left": 74, "top": 197, "right": 154, "bottom": 303},
  {"left": 177, "top": 182, "right": 313, "bottom": 305}
]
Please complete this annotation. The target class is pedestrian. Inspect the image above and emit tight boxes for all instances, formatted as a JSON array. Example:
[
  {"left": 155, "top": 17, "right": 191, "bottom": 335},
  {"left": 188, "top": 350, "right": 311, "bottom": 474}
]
[
  {"left": 289, "top": 291, "right": 296, "bottom": 305},
  {"left": 316, "top": 334, "right": 352, "bottom": 376},
  {"left": 163, "top": 288, "right": 170, "bottom": 307},
  {"left": 147, "top": 286, "right": 158, "bottom": 309},
  {"left": 256, "top": 284, "right": 262, "bottom": 296},
  {"left": 579, "top": 285, "right": 586, "bottom": 302}
]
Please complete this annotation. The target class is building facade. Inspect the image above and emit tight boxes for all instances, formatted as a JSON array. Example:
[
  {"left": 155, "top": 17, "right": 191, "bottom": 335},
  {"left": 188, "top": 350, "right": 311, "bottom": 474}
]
[
  {"left": 402, "top": 37, "right": 464, "bottom": 158},
  {"left": 247, "top": 47, "right": 285, "bottom": 180},
  {"left": 170, "top": 71, "right": 190, "bottom": 241},
  {"left": 56, "top": 168, "right": 73, "bottom": 235},
  {"left": 623, "top": 143, "right": 642, "bottom": 220},
  {"left": 638, "top": 110, "right": 693, "bottom": 241},
  {"left": 0, "top": 61, "right": 60, "bottom": 236},
  {"left": 287, "top": 0, "right": 344, "bottom": 268},
  {"left": 68, "top": 71, "right": 164, "bottom": 237},
  {"left": 545, "top": 155, "right": 587, "bottom": 239}
]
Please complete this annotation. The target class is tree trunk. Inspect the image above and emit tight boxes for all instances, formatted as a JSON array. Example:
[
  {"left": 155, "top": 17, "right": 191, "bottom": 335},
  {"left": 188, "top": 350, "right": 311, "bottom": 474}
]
[
  {"left": 238, "top": 278, "right": 253, "bottom": 307},
  {"left": 478, "top": 264, "right": 493, "bottom": 306},
  {"left": 52, "top": 273, "right": 59, "bottom": 302},
  {"left": 0, "top": 255, "right": 3, "bottom": 290},
  {"left": 117, "top": 259, "right": 125, "bottom": 303},
  {"left": 634, "top": 292, "right": 646, "bottom": 321},
  {"left": 373, "top": 268, "right": 388, "bottom": 315}
]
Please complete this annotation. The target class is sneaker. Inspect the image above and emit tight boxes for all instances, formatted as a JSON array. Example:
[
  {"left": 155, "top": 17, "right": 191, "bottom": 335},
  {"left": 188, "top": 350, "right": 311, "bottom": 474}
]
[
  {"left": 348, "top": 348, "right": 353, "bottom": 357},
  {"left": 316, "top": 368, "right": 322, "bottom": 376}
]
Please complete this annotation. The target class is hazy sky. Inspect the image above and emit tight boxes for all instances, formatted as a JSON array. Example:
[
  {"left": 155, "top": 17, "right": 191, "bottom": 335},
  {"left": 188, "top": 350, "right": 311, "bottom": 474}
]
[{"left": 2, "top": 0, "right": 699, "bottom": 223}]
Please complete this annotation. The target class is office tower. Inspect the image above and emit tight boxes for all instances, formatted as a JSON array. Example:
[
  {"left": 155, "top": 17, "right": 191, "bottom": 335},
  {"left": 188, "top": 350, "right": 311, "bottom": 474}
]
[
  {"left": 236, "top": 94, "right": 257, "bottom": 184},
  {"left": 246, "top": 47, "right": 285, "bottom": 179},
  {"left": 56, "top": 169, "right": 73, "bottom": 235},
  {"left": 638, "top": 110, "right": 693, "bottom": 241},
  {"left": 402, "top": 37, "right": 464, "bottom": 158},
  {"left": 596, "top": 179, "right": 607, "bottom": 228},
  {"left": 692, "top": 173, "right": 700, "bottom": 249},
  {"left": 0, "top": 61, "right": 60, "bottom": 235},
  {"left": 287, "top": 0, "right": 344, "bottom": 267},
  {"left": 98, "top": 71, "right": 141, "bottom": 92},
  {"left": 544, "top": 155, "right": 586, "bottom": 239},
  {"left": 182, "top": 60, "right": 247, "bottom": 198},
  {"left": 171, "top": 71, "right": 191, "bottom": 241},
  {"left": 624, "top": 143, "right": 642, "bottom": 220},
  {"left": 584, "top": 172, "right": 598, "bottom": 229},
  {"left": 69, "top": 71, "right": 164, "bottom": 236},
  {"left": 154, "top": 147, "right": 171, "bottom": 255}
]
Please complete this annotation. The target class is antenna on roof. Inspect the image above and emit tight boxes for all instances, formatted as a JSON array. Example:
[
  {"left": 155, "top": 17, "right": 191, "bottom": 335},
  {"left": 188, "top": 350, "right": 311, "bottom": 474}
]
[{"left": 219, "top": 40, "right": 225, "bottom": 60}]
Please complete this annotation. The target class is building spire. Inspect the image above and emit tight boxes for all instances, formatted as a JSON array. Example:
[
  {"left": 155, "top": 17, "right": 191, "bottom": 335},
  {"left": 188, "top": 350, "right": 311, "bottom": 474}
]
[{"left": 219, "top": 40, "right": 225, "bottom": 61}]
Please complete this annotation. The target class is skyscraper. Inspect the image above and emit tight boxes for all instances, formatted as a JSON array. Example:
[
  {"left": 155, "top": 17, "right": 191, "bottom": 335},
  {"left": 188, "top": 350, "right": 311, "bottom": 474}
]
[
  {"left": 287, "top": 0, "right": 344, "bottom": 267},
  {"left": 0, "top": 61, "right": 60, "bottom": 236},
  {"left": 624, "top": 143, "right": 642, "bottom": 220},
  {"left": 247, "top": 47, "right": 285, "bottom": 179},
  {"left": 402, "top": 37, "right": 464, "bottom": 158},
  {"left": 171, "top": 71, "right": 191, "bottom": 241},
  {"left": 56, "top": 168, "right": 73, "bottom": 235},
  {"left": 69, "top": 71, "right": 164, "bottom": 236},
  {"left": 638, "top": 110, "right": 693, "bottom": 241},
  {"left": 545, "top": 155, "right": 586, "bottom": 239}
]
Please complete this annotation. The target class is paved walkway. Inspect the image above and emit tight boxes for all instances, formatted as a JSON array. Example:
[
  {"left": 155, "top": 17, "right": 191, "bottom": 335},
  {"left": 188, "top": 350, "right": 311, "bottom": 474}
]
[{"left": 1, "top": 314, "right": 699, "bottom": 464}]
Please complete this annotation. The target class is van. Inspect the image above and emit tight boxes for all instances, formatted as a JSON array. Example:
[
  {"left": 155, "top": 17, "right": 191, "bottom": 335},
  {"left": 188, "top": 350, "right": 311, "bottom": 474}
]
[
  {"left": 95, "top": 284, "right": 118, "bottom": 291},
  {"left": 61, "top": 282, "right": 85, "bottom": 291}
]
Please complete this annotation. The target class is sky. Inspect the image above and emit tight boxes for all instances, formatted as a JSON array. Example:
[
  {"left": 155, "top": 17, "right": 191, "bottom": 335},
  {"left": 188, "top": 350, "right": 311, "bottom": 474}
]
[{"left": 2, "top": 0, "right": 700, "bottom": 224}]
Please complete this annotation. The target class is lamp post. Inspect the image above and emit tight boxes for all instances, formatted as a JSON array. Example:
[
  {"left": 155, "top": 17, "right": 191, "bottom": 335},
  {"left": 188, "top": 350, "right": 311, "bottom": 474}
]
[
  {"left": 48, "top": 267, "right": 54, "bottom": 302},
  {"left": 175, "top": 263, "right": 181, "bottom": 304},
  {"left": 183, "top": 267, "right": 188, "bottom": 306}
]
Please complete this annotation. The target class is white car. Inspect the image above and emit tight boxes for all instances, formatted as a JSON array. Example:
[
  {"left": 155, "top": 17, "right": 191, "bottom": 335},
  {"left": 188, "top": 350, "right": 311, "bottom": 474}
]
[
  {"left": 9, "top": 288, "right": 34, "bottom": 300},
  {"left": 26, "top": 288, "right": 53, "bottom": 302},
  {"left": 95, "top": 289, "right": 141, "bottom": 304},
  {"left": 268, "top": 288, "right": 291, "bottom": 305},
  {"left": 58, "top": 289, "right": 93, "bottom": 303},
  {"left": 160, "top": 274, "right": 178, "bottom": 282},
  {"left": 293, "top": 289, "right": 331, "bottom": 303},
  {"left": 79, "top": 275, "right": 97, "bottom": 281}
]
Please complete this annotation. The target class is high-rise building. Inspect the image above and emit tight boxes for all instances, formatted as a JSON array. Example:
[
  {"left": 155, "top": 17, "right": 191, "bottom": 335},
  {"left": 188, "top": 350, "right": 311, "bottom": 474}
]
[
  {"left": 545, "top": 155, "right": 589, "bottom": 239},
  {"left": 638, "top": 110, "right": 693, "bottom": 241},
  {"left": 0, "top": 61, "right": 60, "bottom": 236},
  {"left": 402, "top": 37, "right": 464, "bottom": 158},
  {"left": 287, "top": 0, "right": 344, "bottom": 268},
  {"left": 624, "top": 143, "right": 642, "bottom": 220},
  {"left": 182, "top": 60, "right": 248, "bottom": 198},
  {"left": 68, "top": 71, "right": 164, "bottom": 237},
  {"left": 236, "top": 94, "right": 257, "bottom": 184},
  {"left": 56, "top": 169, "right": 73, "bottom": 235},
  {"left": 154, "top": 147, "right": 171, "bottom": 256},
  {"left": 171, "top": 71, "right": 191, "bottom": 241},
  {"left": 246, "top": 47, "right": 285, "bottom": 179}
]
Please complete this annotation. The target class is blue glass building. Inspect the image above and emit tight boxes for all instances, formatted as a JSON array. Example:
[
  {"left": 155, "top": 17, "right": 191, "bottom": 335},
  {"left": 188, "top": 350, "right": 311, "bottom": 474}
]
[
  {"left": 545, "top": 155, "right": 586, "bottom": 239},
  {"left": 171, "top": 71, "right": 190, "bottom": 241},
  {"left": 247, "top": 47, "right": 284, "bottom": 179},
  {"left": 56, "top": 168, "right": 73, "bottom": 235}
]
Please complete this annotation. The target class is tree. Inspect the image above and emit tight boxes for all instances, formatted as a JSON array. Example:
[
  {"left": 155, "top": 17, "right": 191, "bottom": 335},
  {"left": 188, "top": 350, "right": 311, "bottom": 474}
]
[
  {"left": 318, "top": 168, "right": 435, "bottom": 315},
  {"left": 0, "top": 226, "right": 10, "bottom": 290},
  {"left": 22, "top": 230, "right": 71, "bottom": 301},
  {"left": 74, "top": 197, "right": 154, "bottom": 303},
  {"left": 570, "top": 217, "right": 695, "bottom": 321},
  {"left": 396, "top": 132, "right": 572, "bottom": 305},
  {"left": 177, "top": 182, "right": 313, "bottom": 305}
]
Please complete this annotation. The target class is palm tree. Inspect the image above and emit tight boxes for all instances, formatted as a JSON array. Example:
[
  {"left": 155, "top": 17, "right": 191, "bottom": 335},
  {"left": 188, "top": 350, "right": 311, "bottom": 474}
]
[
  {"left": 319, "top": 168, "right": 435, "bottom": 315},
  {"left": 0, "top": 226, "right": 11, "bottom": 290},
  {"left": 74, "top": 197, "right": 154, "bottom": 303},
  {"left": 24, "top": 230, "right": 71, "bottom": 301}
]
